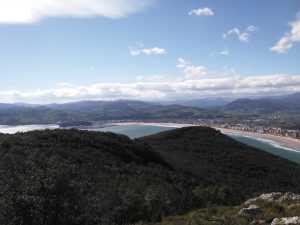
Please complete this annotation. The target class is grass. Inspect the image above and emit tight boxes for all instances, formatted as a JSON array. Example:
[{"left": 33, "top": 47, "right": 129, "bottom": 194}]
[{"left": 136, "top": 198, "right": 300, "bottom": 225}]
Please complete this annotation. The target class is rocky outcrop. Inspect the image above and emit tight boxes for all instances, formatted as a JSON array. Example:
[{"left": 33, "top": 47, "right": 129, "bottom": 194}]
[
  {"left": 246, "top": 192, "right": 300, "bottom": 204},
  {"left": 280, "top": 193, "right": 300, "bottom": 201},
  {"left": 239, "top": 204, "right": 262, "bottom": 216},
  {"left": 271, "top": 217, "right": 300, "bottom": 225}
]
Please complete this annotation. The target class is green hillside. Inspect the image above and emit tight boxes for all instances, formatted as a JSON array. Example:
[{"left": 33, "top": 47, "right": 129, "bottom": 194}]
[
  {"left": 139, "top": 127, "right": 300, "bottom": 199},
  {"left": 0, "top": 127, "right": 299, "bottom": 225}
]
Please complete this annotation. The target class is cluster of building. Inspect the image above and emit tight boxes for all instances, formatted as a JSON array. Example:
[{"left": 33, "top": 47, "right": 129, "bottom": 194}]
[
  {"left": 217, "top": 124, "right": 300, "bottom": 139},
  {"left": 196, "top": 119, "right": 300, "bottom": 139}
]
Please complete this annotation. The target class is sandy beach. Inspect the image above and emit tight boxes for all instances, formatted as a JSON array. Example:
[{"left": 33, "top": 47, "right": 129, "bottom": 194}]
[
  {"left": 109, "top": 122, "right": 300, "bottom": 152},
  {"left": 215, "top": 128, "right": 300, "bottom": 152}
]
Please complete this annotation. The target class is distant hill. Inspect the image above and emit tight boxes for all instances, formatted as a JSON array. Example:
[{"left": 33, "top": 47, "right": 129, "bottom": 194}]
[
  {"left": 221, "top": 92, "right": 300, "bottom": 114},
  {"left": 1, "top": 92, "right": 300, "bottom": 125},
  {"left": 0, "top": 127, "right": 299, "bottom": 224},
  {"left": 0, "top": 106, "right": 89, "bottom": 125},
  {"left": 0, "top": 100, "right": 221, "bottom": 125},
  {"left": 159, "top": 98, "right": 232, "bottom": 109}
]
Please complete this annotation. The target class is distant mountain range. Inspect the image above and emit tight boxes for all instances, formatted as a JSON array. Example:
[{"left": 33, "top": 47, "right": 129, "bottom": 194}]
[
  {"left": 221, "top": 92, "right": 300, "bottom": 115},
  {"left": 0, "top": 93, "right": 299, "bottom": 125},
  {"left": 0, "top": 100, "right": 221, "bottom": 125},
  {"left": 158, "top": 97, "right": 233, "bottom": 109}
]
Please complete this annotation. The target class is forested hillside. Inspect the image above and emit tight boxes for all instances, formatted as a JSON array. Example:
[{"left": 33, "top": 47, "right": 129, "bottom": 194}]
[
  {"left": 0, "top": 127, "right": 299, "bottom": 225},
  {"left": 140, "top": 127, "right": 300, "bottom": 199}
]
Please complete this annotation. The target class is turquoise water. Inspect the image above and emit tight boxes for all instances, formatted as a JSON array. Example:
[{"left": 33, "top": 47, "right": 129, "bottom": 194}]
[
  {"left": 92, "top": 124, "right": 300, "bottom": 164},
  {"left": 229, "top": 135, "right": 300, "bottom": 164},
  {"left": 89, "top": 124, "right": 174, "bottom": 139}
]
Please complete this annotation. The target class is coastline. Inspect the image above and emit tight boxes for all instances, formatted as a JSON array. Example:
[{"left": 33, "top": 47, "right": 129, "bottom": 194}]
[
  {"left": 215, "top": 128, "right": 300, "bottom": 152},
  {"left": 109, "top": 122, "right": 300, "bottom": 152}
]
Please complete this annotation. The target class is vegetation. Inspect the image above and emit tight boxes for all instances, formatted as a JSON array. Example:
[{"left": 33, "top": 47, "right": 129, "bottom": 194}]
[
  {"left": 137, "top": 198, "right": 300, "bottom": 225},
  {"left": 140, "top": 127, "right": 300, "bottom": 199},
  {"left": 0, "top": 127, "right": 299, "bottom": 224}
]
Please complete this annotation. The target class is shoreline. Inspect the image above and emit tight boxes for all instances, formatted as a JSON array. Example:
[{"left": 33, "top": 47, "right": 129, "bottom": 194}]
[
  {"left": 214, "top": 128, "right": 300, "bottom": 152},
  {"left": 109, "top": 122, "right": 300, "bottom": 152}
]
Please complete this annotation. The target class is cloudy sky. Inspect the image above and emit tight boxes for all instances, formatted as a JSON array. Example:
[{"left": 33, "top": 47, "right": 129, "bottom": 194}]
[{"left": 0, "top": 0, "right": 300, "bottom": 103}]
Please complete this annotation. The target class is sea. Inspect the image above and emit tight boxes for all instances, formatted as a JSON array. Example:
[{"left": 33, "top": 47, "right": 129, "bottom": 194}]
[{"left": 0, "top": 124, "right": 300, "bottom": 164}]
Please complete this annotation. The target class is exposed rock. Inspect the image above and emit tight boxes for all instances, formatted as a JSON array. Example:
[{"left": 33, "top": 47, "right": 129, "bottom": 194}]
[
  {"left": 280, "top": 192, "right": 300, "bottom": 201},
  {"left": 239, "top": 204, "right": 262, "bottom": 216},
  {"left": 246, "top": 193, "right": 283, "bottom": 204},
  {"left": 271, "top": 217, "right": 300, "bottom": 225},
  {"left": 245, "top": 192, "right": 300, "bottom": 204}
]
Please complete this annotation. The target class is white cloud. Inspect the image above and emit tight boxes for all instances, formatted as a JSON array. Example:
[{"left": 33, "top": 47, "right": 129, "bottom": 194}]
[
  {"left": 0, "top": 0, "right": 155, "bottom": 24},
  {"left": 210, "top": 47, "right": 229, "bottom": 56},
  {"left": 129, "top": 46, "right": 167, "bottom": 56},
  {"left": 136, "top": 75, "right": 168, "bottom": 82},
  {"left": 1, "top": 74, "right": 299, "bottom": 103},
  {"left": 129, "top": 49, "right": 142, "bottom": 56},
  {"left": 270, "top": 13, "right": 300, "bottom": 53},
  {"left": 188, "top": 7, "right": 214, "bottom": 16},
  {"left": 177, "top": 58, "right": 208, "bottom": 79},
  {"left": 142, "top": 47, "right": 167, "bottom": 55},
  {"left": 135, "top": 76, "right": 145, "bottom": 82},
  {"left": 223, "top": 25, "right": 258, "bottom": 43},
  {"left": 221, "top": 66, "right": 236, "bottom": 76}
]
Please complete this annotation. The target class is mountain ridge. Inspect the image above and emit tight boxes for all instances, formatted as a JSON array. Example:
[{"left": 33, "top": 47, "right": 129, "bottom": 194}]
[{"left": 0, "top": 100, "right": 220, "bottom": 125}]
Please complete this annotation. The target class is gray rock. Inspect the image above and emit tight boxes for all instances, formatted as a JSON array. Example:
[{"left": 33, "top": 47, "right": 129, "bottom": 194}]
[
  {"left": 245, "top": 192, "right": 283, "bottom": 204},
  {"left": 279, "top": 193, "right": 300, "bottom": 202},
  {"left": 239, "top": 204, "right": 262, "bottom": 216},
  {"left": 245, "top": 192, "right": 300, "bottom": 204},
  {"left": 271, "top": 217, "right": 300, "bottom": 225}
]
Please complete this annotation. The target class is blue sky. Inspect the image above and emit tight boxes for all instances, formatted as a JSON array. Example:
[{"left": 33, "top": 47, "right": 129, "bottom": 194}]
[{"left": 0, "top": 0, "right": 300, "bottom": 103}]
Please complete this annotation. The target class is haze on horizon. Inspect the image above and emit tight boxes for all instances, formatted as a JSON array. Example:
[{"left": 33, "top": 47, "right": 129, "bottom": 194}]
[{"left": 0, "top": 0, "right": 300, "bottom": 104}]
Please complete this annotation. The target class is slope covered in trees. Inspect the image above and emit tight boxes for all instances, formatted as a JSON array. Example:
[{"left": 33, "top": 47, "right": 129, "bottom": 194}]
[
  {"left": 139, "top": 127, "right": 300, "bottom": 198},
  {"left": 0, "top": 127, "right": 299, "bottom": 225}
]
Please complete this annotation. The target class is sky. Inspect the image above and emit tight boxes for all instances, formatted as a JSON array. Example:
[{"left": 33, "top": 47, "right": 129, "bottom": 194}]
[{"left": 0, "top": 0, "right": 300, "bottom": 103}]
